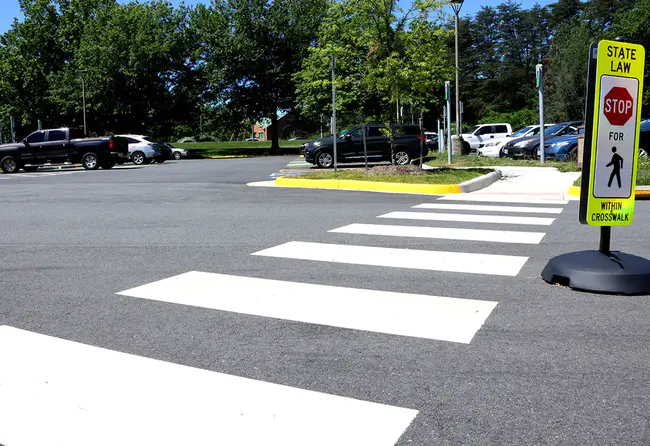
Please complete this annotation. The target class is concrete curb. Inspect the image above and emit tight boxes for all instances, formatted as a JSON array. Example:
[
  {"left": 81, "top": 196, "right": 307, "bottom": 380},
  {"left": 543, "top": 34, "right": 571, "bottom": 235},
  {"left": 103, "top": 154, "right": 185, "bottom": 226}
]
[
  {"left": 273, "top": 169, "right": 502, "bottom": 195},
  {"left": 458, "top": 170, "right": 502, "bottom": 193},
  {"left": 274, "top": 177, "right": 462, "bottom": 194},
  {"left": 568, "top": 185, "right": 650, "bottom": 200}
]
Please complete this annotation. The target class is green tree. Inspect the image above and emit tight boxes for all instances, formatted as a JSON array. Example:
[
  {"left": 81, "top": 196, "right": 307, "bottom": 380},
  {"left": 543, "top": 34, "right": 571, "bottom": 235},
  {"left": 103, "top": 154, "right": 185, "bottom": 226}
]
[{"left": 196, "top": 0, "right": 328, "bottom": 151}]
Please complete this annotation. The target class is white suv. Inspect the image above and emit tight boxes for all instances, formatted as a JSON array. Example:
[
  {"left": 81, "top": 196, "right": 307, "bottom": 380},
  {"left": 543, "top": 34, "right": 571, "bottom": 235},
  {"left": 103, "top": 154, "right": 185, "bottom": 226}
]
[
  {"left": 116, "top": 135, "right": 162, "bottom": 165},
  {"left": 460, "top": 123, "right": 512, "bottom": 153}
]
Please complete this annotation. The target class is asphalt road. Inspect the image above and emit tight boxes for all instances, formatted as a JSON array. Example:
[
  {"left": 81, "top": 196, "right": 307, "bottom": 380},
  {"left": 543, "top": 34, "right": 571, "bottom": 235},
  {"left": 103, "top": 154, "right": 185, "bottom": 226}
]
[{"left": 1, "top": 157, "right": 649, "bottom": 445}]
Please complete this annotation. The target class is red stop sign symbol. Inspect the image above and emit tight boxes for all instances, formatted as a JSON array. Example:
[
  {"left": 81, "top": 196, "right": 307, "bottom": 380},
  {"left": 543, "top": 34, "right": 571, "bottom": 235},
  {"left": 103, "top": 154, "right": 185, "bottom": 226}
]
[{"left": 603, "top": 86, "right": 634, "bottom": 126}]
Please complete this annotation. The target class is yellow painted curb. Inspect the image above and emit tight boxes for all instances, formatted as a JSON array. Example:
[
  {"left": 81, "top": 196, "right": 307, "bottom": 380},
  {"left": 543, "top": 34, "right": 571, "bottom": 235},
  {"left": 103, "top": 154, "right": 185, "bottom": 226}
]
[
  {"left": 275, "top": 176, "right": 462, "bottom": 194},
  {"left": 569, "top": 186, "right": 650, "bottom": 199}
]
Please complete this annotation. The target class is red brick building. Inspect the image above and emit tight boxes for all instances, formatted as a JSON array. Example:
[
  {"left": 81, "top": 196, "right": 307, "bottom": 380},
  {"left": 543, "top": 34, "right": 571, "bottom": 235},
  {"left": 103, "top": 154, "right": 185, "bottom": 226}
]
[{"left": 252, "top": 112, "right": 310, "bottom": 141}]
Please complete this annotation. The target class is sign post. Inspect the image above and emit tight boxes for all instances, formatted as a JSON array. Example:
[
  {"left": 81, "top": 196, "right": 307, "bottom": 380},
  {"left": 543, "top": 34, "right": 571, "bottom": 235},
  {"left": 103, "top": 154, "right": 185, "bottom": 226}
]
[
  {"left": 536, "top": 64, "right": 545, "bottom": 164},
  {"left": 331, "top": 56, "right": 337, "bottom": 172},
  {"left": 445, "top": 81, "right": 452, "bottom": 163},
  {"left": 541, "top": 39, "right": 650, "bottom": 295}
]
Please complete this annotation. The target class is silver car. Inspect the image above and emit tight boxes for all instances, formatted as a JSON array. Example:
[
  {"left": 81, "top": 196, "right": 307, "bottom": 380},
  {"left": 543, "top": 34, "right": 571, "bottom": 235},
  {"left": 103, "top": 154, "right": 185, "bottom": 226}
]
[{"left": 115, "top": 134, "right": 162, "bottom": 165}]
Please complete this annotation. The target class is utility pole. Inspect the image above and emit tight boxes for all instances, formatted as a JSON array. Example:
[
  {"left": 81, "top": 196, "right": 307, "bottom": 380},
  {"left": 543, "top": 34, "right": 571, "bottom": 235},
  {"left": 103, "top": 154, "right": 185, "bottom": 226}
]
[
  {"left": 79, "top": 70, "right": 88, "bottom": 136},
  {"left": 331, "top": 55, "right": 337, "bottom": 172},
  {"left": 537, "top": 63, "right": 545, "bottom": 164}
]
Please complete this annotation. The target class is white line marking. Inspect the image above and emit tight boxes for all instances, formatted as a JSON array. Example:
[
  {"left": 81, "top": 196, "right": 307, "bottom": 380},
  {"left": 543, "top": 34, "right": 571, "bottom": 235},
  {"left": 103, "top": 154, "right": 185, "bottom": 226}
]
[
  {"left": 330, "top": 223, "right": 546, "bottom": 244},
  {"left": 0, "top": 325, "right": 418, "bottom": 446},
  {"left": 413, "top": 203, "right": 563, "bottom": 214},
  {"left": 378, "top": 211, "right": 555, "bottom": 226},
  {"left": 117, "top": 271, "right": 498, "bottom": 343},
  {"left": 252, "top": 241, "right": 528, "bottom": 276},
  {"left": 437, "top": 194, "right": 569, "bottom": 205}
]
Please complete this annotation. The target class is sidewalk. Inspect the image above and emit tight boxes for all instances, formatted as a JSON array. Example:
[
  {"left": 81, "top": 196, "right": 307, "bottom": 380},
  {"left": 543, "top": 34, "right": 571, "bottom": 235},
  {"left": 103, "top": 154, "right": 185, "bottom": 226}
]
[{"left": 459, "top": 166, "right": 581, "bottom": 201}]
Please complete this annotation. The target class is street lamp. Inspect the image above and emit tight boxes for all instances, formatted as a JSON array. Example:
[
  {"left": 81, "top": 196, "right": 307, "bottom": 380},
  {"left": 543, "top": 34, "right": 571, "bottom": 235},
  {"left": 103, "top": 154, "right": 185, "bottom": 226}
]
[
  {"left": 450, "top": 0, "right": 463, "bottom": 152},
  {"left": 79, "top": 69, "right": 88, "bottom": 135}
]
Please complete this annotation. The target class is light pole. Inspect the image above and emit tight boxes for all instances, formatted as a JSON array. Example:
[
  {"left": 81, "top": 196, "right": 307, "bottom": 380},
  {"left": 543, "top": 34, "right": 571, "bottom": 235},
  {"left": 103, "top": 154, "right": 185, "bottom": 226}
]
[
  {"left": 79, "top": 69, "right": 88, "bottom": 135},
  {"left": 450, "top": 0, "right": 463, "bottom": 153}
]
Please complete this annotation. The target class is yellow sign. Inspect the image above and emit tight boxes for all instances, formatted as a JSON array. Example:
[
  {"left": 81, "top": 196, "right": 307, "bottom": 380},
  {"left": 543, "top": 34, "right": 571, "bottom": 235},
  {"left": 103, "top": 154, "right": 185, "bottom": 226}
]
[{"left": 581, "top": 40, "right": 645, "bottom": 226}]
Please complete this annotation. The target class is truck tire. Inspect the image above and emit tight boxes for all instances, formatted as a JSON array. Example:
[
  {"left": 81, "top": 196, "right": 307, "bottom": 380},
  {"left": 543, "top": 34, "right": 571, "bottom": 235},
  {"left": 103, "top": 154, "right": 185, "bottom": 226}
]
[
  {"left": 394, "top": 149, "right": 411, "bottom": 165},
  {"left": 315, "top": 150, "right": 334, "bottom": 168},
  {"left": 131, "top": 151, "right": 146, "bottom": 165},
  {"left": 82, "top": 152, "right": 100, "bottom": 170},
  {"left": 1, "top": 156, "right": 19, "bottom": 174}
]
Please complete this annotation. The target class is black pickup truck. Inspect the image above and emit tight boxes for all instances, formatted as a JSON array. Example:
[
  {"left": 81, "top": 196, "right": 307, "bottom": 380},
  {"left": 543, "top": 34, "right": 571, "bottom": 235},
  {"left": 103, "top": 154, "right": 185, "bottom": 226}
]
[
  {"left": 0, "top": 128, "right": 129, "bottom": 173},
  {"left": 303, "top": 123, "right": 426, "bottom": 168}
]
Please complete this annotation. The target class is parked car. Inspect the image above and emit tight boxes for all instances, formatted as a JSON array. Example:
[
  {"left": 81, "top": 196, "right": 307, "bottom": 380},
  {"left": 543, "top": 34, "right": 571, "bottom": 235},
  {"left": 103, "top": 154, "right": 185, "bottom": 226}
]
[
  {"left": 502, "top": 121, "right": 582, "bottom": 158},
  {"left": 478, "top": 124, "right": 554, "bottom": 157},
  {"left": 164, "top": 143, "right": 189, "bottom": 160},
  {"left": 537, "top": 127, "right": 584, "bottom": 161},
  {"left": 116, "top": 134, "right": 163, "bottom": 165},
  {"left": 424, "top": 132, "right": 439, "bottom": 151},
  {"left": 460, "top": 123, "right": 513, "bottom": 153},
  {"left": 303, "top": 123, "right": 426, "bottom": 168},
  {"left": 0, "top": 127, "right": 128, "bottom": 173},
  {"left": 639, "top": 119, "right": 650, "bottom": 157}
]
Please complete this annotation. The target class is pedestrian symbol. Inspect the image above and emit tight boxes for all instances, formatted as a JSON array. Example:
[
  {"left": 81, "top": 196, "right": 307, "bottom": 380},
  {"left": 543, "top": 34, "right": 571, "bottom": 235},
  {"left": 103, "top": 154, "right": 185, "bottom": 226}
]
[{"left": 606, "top": 147, "right": 623, "bottom": 188}]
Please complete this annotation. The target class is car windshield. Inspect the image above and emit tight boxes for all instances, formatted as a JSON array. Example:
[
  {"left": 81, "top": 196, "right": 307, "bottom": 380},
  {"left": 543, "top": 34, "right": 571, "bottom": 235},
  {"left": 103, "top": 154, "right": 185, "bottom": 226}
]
[
  {"left": 641, "top": 120, "right": 650, "bottom": 132},
  {"left": 511, "top": 127, "right": 533, "bottom": 137},
  {"left": 544, "top": 124, "right": 566, "bottom": 136},
  {"left": 467, "top": 126, "right": 480, "bottom": 134}
]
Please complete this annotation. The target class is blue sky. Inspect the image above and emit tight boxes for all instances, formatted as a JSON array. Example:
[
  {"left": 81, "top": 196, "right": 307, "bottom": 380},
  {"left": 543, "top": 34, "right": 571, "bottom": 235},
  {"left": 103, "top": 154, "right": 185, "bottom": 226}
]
[{"left": 0, "top": 0, "right": 556, "bottom": 35}]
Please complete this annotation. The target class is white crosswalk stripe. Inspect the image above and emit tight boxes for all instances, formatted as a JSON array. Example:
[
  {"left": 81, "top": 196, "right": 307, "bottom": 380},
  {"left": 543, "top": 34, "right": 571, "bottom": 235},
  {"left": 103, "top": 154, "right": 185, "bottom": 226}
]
[
  {"left": 412, "top": 203, "right": 564, "bottom": 214},
  {"left": 117, "top": 271, "right": 498, "bottom": 343},
  {"left": 378, "top": 211, "right": 556, "bottom": 226},
  {"left": 330, "top": 223, "right": 546, "bottom": 244},
  {"left": 252, "top": 241, "right": 528, "bottom": 276},
  {"left": 0, "top": 325, "right": 418, "bottom": 446},
  {"left": 437, "top": 194, "right": 569, "bottom": 205}
]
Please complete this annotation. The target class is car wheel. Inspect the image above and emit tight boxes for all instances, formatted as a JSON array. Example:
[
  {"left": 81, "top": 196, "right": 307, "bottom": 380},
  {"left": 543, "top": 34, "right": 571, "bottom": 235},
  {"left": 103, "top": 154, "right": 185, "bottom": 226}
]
[
  {"left": 131, "top": 151, "right": 146, "bottom": 165},
  {"left": 82, "top": 152, "right": 100, "bottom": 170},
  {"left": 566, "top": 148, "right": 577, "bottom": 162},
  {"left": 394, "top": 150, "right": 410, "bottom": 165},
  {"left": 23, "top": 166, "right": 39, "bottom": 172},
  {"left": 315, "top": 151, "right": 333, "bottom": 168},
  {"left": 640, "top": 148, "right": 648, "bottom": 157},
  {"left": 1, "top": 156, "right": 19, "bottom": 174},
  {"left": 173, "top": 151, "right": 182, "bottom": 160}
]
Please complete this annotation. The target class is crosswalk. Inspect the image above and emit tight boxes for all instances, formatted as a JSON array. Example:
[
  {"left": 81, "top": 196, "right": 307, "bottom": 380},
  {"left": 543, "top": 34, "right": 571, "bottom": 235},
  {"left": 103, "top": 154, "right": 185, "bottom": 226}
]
[{"left": 0, "top": 193, "right": 569, "bottom": 445}]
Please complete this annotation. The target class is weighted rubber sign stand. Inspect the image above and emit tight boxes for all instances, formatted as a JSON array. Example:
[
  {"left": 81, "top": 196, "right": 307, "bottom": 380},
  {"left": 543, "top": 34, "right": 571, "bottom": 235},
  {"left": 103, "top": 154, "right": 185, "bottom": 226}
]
[{"left": 541, "top": 39, "right": 650, "bottom": 295}]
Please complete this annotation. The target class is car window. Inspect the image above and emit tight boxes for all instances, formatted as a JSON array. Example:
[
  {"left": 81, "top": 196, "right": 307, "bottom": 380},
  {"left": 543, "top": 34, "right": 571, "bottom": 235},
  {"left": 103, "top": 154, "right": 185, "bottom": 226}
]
[
  {"left": 48, "top": 130, "right": 67, "bottom": 142},
  {"left": 467, "top": 125, "right": 480, "bottom": 134},
  {"left": 494, "top": 125, "right": 508, "bottom": 133},
  {"left": 142, "top": 136, "right": 153, "bottom": 142},
  {"left": 511, "top": 127, "right": 533, "bottom": 137},
  {"left": 26, "top": 132, "right": 45, "bottom": 143},
  {"left": 126, "top": 138, "right": 140, "bottom": 144},
  {"left": 367, "top": 127, "right": 384, "bottom": 137},
  {"left": 544, "top": 124, "right": 566, "bottom": 136},
  {"left": 346, "top": 128, "right": 363, "bottom": 138},
  {"left": 528, "top": 127, "right": 540, "bottom": 136},
  {"left": 477, "top": 126, "right": 493, "bottom": 135},
  {"left": 561, "top": 126, "right": 578, "bottom": 135}
]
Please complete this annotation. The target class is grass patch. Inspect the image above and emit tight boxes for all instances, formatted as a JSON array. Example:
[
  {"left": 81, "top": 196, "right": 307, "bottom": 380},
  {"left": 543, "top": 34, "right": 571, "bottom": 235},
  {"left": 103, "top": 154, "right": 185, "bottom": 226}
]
[
  {"left": 425, "top": 154, "right": 581, "bottom": 172},
  {"left": 175, "top": 140, "right": 303, "bottom": 157},
  {"left": 298, "top": 165, "right": 493, "bottom": 184},
  {"left": 572, "top": 157, "right": 650, "bottom": 187}
]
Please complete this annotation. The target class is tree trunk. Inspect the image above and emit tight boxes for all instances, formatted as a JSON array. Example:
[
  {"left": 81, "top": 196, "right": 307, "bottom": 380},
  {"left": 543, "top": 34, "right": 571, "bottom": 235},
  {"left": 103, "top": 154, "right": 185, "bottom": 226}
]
[{"left": 270, "top": 110, "right": 280, "bottom": 152}]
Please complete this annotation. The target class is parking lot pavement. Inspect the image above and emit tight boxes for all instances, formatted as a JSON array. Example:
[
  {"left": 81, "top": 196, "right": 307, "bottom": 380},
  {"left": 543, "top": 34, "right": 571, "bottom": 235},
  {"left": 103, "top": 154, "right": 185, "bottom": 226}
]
[{"left": 1, "top": 157, "right": 650, "bottom": 445}]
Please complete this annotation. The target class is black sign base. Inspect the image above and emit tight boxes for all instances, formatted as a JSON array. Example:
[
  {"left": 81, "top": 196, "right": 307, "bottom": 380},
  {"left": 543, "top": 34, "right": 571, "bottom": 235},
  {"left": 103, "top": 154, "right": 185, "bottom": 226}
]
[{"left": 541, "top": 250, "right": 650, "bottom": 295}]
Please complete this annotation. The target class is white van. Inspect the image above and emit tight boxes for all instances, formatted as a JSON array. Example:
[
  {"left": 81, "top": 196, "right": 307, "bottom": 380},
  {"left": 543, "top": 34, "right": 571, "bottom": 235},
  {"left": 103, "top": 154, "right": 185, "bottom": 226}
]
[{"left": 460, "top": 123, "right": 512, "bottom": 152}]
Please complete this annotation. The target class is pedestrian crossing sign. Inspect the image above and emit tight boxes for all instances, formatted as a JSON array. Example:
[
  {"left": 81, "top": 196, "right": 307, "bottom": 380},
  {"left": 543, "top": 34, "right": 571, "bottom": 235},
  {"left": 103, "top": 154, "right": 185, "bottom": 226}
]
[{"left": 579, "top": 39, "right": 645, "bottom": 226}]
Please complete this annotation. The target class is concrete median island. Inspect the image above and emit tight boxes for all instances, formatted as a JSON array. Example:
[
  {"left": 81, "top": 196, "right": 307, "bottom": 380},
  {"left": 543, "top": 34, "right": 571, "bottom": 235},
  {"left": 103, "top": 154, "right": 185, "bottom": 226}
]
[{"left": 274, "top": 165, "right": 502, "bottom": 195}]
